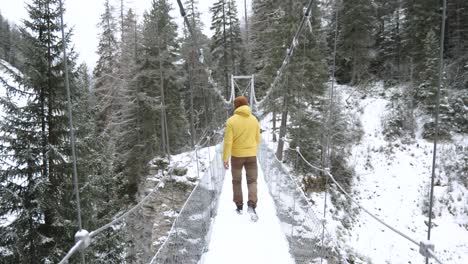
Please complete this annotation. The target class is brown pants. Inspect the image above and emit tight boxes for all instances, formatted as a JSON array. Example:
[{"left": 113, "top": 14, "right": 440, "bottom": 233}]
[{"left": 231, "top": 156, "right": 258, "bottom": 208}]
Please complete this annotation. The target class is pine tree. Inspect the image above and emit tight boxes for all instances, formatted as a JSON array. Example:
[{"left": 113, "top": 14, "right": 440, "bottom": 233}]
[
  {"left": 274, "top": 0, "right": 328, "bottom": 163},
  {"left": 372, "top": 0, "right": 403, "bottom": 83},
  {"left": 250, "top": 0, "right": 285, "bottom": 98},
  {"left": 180, "top": 0, "right": 212, "bottom": 145},
  {"left": 416, "top": 30, "right": 439, "bottom": 106},
  {"left": 93, "top": 0, "right": 120, "bottom": 132},
  {"left": 402, "top": 0, "right": 439, "bottom": 81},
  {"left": 336, "top": 0, "right": 376, "bottom": 84},
  {"left": 114, "top": 8, "right": 144, "bottom": 196},
  {"left": 0, "top": 0, "right": 84, "bottom": 261},
  {"left": 210, "top": 0, "right": 244, "bottom": 98}
]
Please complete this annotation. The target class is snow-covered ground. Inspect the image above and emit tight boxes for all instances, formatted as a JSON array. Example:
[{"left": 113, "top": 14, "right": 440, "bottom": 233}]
[
  {"left": 340, "top": 83, "right": 468, "bottom": 263},
  {"left": 202, "top": 163, "right": 295, "bottom": 264}
]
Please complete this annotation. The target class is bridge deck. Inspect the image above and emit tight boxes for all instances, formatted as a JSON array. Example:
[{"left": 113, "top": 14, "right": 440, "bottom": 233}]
[{"left": 202, "top": 161, "right": 294, "bottom": 264}]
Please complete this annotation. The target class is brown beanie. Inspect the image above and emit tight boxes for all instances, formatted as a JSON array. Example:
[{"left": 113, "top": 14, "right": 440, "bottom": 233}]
[{"left": 234, "top": 96, "right": 248, "bottom": 109}]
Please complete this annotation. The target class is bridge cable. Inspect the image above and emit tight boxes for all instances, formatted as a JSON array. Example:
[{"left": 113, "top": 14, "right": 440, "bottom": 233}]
[
  {"left": 257, "top": 0, "right": 315, "bottom": 107},
  {"left": 60, "top": 1, "right": 237, "bottom": 262},
  {"left": 320, "top": 1, "right": 341, "bottom": 262},
  {"left": 58, "top": 0, "right": 86, "bottom": 263},
  {"left": 58, "top": 133, "right": 211, "bottom": 263},
  {"left": 426, "top": 0, "right": 447, "bottom": 263},
  {"left": 176, "top": 0, "right": 234, "bottom": 105},
  {"left": 149, "top": 114, "right": 227, "bottom": 263}
]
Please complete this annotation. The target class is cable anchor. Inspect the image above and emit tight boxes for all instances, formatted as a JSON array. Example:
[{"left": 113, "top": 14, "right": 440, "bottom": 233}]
[
  {"left": 75, "top": 229, "right": 90, "bottom": 250},
  {"left": 419, "top": 240, "right": 435, "bottom": 258}
]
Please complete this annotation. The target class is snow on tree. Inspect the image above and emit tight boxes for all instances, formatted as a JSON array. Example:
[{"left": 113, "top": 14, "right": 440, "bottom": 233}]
[{"left": 0, "top": 0, "right": 88, "bottom": 261}]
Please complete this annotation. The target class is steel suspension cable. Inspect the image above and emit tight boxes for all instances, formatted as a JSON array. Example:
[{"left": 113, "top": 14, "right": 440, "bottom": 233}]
[
  {"left": 58, "top": 134, "right": 211, "bottom": 263},
  {"left": 426, "top": 0, "right": 447, "bottom": 263},
  {"left": 257, "top": 0, "right": 316, "bottom": 107},
  {"left": 176, "top": 0, "right": 234, "bottom": 105},
  {"left": 58, "top": 1, "right": 85, "bottom": 263},
  {"left": 321, "top": 2, "right": 340, "bottom": 262}
]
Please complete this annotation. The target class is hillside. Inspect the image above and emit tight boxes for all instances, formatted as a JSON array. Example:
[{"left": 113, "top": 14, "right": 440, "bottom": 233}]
[{"left": 337, "top": 83, "right": 468, "bottom": 263}]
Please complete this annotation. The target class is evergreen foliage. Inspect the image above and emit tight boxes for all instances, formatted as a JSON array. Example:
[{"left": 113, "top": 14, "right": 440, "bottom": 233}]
[
  {"left": 335, "top": 0, "right": 376, "bottom": 84},
  {"left": 210, "top": 0, "right": 244, "bottom": 98},
  {"left": 0, "top": 0, "right": 87, "bottom": 262},
  {"left": 0, "top": 0, "right": 467, "bottom": 261},
  {"left": 0, "top": 12, "right": 22, "bottom": 67},
  {"left": 402, "top": 0, "right": 439, "bottom": 81},
  {"left": 138, "top": 0, "right": 189, "bottom": 155},
  {"left": 180, "top": 0, "right": 214, "bottom": 144},
  {"left": 93, "top": 0, "right": 120, "bottom": 133}
]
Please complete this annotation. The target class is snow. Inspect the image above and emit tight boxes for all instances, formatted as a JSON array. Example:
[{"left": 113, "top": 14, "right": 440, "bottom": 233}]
[
  {"left": 166, "top": 145, "right": 218, "bottom": 186},
  {"left": 339, "top": 83, "right": 468, "bottom": 263},
  {"left": 253, "top": 82, "right": 467, "bottom": 263},
  {"left": 202, "top": 163, "right": 295, "bottom": 264}
]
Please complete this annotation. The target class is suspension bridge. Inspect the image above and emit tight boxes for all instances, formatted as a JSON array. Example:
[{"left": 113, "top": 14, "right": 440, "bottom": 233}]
[{"left": 55, "top": 0, "right": 452, "bottom": 263}]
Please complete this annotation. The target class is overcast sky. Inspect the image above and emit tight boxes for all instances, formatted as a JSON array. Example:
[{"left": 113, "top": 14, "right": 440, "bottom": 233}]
[{"left": 0, "top": 0, "right": 251, "bottom": 69}]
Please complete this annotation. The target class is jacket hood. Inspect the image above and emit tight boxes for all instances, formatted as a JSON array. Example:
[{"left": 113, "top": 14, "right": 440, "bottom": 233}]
[{"left": 234, "top": 105, "right": 251, "bottom": 117}]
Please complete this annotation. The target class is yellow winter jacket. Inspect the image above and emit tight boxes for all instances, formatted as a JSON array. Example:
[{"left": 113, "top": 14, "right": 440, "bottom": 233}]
[{"left": 223, "top": 105, "right": 261, "bottom": 162}]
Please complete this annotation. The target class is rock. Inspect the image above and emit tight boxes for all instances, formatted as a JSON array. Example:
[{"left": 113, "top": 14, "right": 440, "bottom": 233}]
[{"left": 173, "top": 167, "right": 188, "bottom": 176}]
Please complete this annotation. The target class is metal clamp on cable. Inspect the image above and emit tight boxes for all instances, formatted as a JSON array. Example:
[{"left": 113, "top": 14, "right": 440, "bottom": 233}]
[
  {"left": 75, "top": 230, "right": 91, "bottom": 250},
  {"left": 419, "top": 240, "right": 435, "bottom": 258}
]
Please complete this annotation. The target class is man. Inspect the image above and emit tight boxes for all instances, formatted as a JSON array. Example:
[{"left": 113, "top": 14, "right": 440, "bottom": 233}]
[{"left": 223, "top": 96, "right": 261, "bottom": 219}]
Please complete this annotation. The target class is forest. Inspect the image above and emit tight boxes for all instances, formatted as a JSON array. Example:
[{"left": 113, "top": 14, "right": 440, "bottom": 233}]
[{"left": 0, "top": 0, "right": 466, "bottom": 263}]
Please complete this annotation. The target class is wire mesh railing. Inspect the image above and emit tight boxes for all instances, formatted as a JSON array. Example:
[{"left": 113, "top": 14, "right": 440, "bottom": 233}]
[
  {"left": 257, "top": 142, "right": 341, "bottom": 264},
  {"left": 149, "top": 144, "right": 225, "bottom": 264}
]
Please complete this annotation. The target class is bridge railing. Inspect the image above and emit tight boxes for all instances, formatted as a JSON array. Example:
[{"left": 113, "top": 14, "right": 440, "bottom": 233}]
[
  {"left": 258, "top": 142, "right": 341, "bottom": 264},
  {"left": 149, "top": 144, "right": 225, "bottom": 264}
]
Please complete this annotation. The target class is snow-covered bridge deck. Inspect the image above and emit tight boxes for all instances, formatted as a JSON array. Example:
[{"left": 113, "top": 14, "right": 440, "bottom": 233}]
[{"left": 202, "top": 163, "right": 295, "bottom": 263}]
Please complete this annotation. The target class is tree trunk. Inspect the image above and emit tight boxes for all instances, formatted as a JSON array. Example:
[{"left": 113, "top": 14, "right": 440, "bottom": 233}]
[
  {"left": 189, "top": 51, "right": 195, "bottom": 148},
  {"left": 396, "top": 0, "right": 401, "bottom": 80},
  {"left": 272, "top": 109, "right": 277, "bottom": 142},
  {"left": 222, "top": 0, "right": 229, "bottom": 98}
]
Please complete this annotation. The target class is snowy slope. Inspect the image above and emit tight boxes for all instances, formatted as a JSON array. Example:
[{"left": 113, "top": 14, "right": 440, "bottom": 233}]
[
  {"left": 340, "top": 83, "right": 468, "bottom": 263},
  {"left": 202, "top": 163, "right": 295, "bottom": 264}
]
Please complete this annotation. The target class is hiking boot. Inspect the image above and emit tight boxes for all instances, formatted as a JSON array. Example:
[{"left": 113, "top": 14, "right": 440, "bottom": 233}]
[
  {"left": 247, "top": 201, "right": 256, "bottom": 213},
  {"left": 236, "top": 204, "right": 243, "bottom": 214},
  {"left": 247, "top": 201, "right": 258, "bottom": 222}
]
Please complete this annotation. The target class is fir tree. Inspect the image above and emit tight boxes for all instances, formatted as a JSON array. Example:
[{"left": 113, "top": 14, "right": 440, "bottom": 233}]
[
  {"left": 372, "top": 0, "right": 403, "bottom": 82},
  {"left": 275, "top": 0, "right": 328, "bottom": 163},
  {"left": 402, "top": 0, "right": 439, "bottom": 81},
  {"left": 0, "top": 0, "right": 83, "bottom": 261},
  {"left": 141, "top": 0, "right": 188, "bottom": 155},
  {"left": 180, "top": 0, "right": 213, "bottom": 145},
  {"left": 114, "top": 8, "right": 144, "bottom": 197},
  {"left": 210, "top": 0, "right": 244, "bottom": 98},
  {"left": 336, "top": 0, "right": 376, "bottom": 84},
  {"left": 93, "top": 0, "right": 120, "bottom": 133},
  {"left": 250, "top": 0, "right": 284, "bottom": 97}
]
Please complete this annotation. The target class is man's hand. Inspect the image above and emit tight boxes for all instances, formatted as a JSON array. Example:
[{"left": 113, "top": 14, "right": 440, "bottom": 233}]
[{"left": 224, "top": 161, "right": 229, "bottom": 170}]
